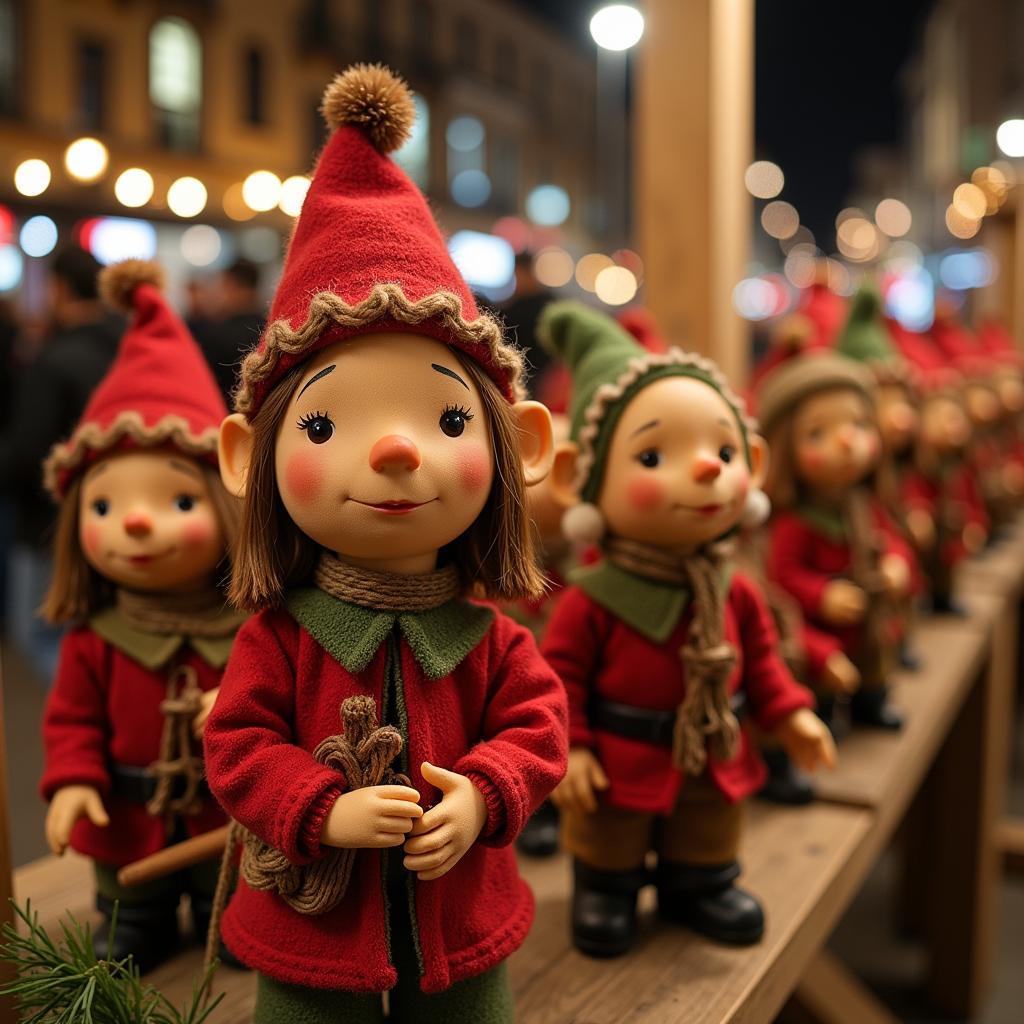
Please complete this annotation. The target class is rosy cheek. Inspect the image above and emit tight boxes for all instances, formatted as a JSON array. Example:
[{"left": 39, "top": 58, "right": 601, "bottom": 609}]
[
  {"left": 456, "top": 444, "right": 490, "bottom": 495},
  {"left": 182, "top": 520, "right": 215, "bottom": 549},
  {"left": 81, "top": 522, "right": 102, "bottom": 557},
  {"left": 626, "top": 473, "right": 664, "bottom": 512},
  {"left": 285, "top": 452, "right": 323, "bottom": 505},
  {"left": 799, "top": 449, "right": 826, "bottom": 473}
]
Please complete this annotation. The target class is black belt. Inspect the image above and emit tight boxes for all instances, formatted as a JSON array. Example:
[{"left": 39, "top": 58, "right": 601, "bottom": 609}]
[
  {"left": 592, "top": 692, "right": 748, "bottom": 748},
  {"left": 109, "top": 762, "right": 209, "bottom": 805}
]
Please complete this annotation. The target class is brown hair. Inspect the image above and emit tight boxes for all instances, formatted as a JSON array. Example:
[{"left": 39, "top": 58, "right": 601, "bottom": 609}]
[
  {"left": 41, "top": 460, "right": 241, "bottom": 624},
  {"left": 229, "top": 352, "right": 545, "bottom": 612}
]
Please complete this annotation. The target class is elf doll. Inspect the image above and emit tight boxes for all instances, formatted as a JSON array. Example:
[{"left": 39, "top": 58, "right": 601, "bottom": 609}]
[
  {"left": 39, "top": 260, "right": 243, "bottom": 972},
  {"left": 202, "top": 64, "right": 567, "bottom": 1022},
  {"left": 537, "top": 301, "right": 834, "bottom": 957},
  {"left": 758, "top": 349, "right": 915, "bottom": 731}
]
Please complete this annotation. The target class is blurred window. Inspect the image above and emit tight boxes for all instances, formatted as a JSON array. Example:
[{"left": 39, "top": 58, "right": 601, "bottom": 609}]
[
  {"left": 244, "top": 46, "right": 266, "bottom": 125},
  {"left": 447, "top": 114, "right": 490, "bottom": 208},
  {"left": 492, "top": 133, "right": 519, "bottom": 210},
  {"left": 530, "top": 58, "right": 550, "bottom": 123},
  {"left": 455, "top": 16, "right": 478, "bottom": 73},
  {"left": 411, "top": 0, "right": 435, "bottom": 72},
  {"left": 78, "top": 41, "right": 106, "bottom": 131},
  {"left": 0, "top": 0, "right": 16, "bottom": 115},
  {"left": 394, "top": 92, "right": 430, "bottom": 191},
  {"left": 495, "top": 37, "right": 517, "bottom": 91},
  {"left": 149, "top": 16, "right": 202, "bottom": 152}
]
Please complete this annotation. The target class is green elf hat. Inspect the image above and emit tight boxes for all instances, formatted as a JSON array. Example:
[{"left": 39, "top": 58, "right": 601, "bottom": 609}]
[
  {"left": 538, "top": 300, "right": 763, "bottom": 544},
  {"left": 834, "top": 282, "right": 916, "bottom": 390}
]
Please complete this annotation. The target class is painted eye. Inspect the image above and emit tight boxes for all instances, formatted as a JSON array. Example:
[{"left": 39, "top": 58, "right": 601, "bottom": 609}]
[
  {"left": 637, "top": 449, "right": 661, "bottom": 468},
  {"left": 297, "top": 412, "right": 334, "bottom": 444},
  {"left": 719, "top": 445, "right": 735, "bottom": 464},
  {"left": 92, "top": 498, "right": 110, "bottom": 517},
  {"left": 175, "top": 494, "right": 196, "bottom": 512},
  {"left": 440, "top": 405, "right": 473, "bottom": 438}
]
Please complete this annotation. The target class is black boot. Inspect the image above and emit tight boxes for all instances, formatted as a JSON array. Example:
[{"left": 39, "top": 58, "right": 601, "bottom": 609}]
[
  {"left": 191, "top": 897, "right": 248, "bottom": 970},
  {"left": 571, "top": 860, "right": 646, "bottom": 958},
  {"left": 757, "top": 748, "right": 814, "bottom": 806},
  {"left": 899, "top": 642, "right": 922, "bottom": 671},
  {"left": 850, "top": 687, "right": 903, "bottom": 730},
  {"left": 931, "top": 592, "right": 966, "bottom": 617},
  {"left": 93, "top": 894, "right": 180, "bottom": 973},
  {"left": 516, "top": 800, "right": 560, "bottom": 858},
  {"left": 655, "top": 861, "right": 764, "bottom": 945}
]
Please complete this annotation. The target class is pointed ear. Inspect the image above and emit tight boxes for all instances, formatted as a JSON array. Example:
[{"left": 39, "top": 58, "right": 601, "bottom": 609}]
[
  {"left": 218, "top": 413, "right": 255, "bottom": 499},
  {"left": 748, "top": 434, "right": 769, "bottom": 490},
  {"left": 548, "top": 439, "right": 582, "bottom": 509},
  {"left": 511, "top": 400, "right": 555, "bottom": 487}
]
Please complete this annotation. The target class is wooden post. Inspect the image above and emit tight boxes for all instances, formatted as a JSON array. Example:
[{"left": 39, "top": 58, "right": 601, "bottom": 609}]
[{"left": 634, "top": 0, "right": 754, "bottom": 385}]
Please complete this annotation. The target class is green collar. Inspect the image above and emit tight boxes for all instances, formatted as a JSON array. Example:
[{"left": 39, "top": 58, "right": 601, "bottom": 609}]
[
  {"left": 797, "top": 504, "right": 848, "bottom": 543},
  {"left": 284, "top": 588, "right": 495, "bottom": 679},
  {"left": 89, "top": 606, "right": 241, "bottom": 670}
]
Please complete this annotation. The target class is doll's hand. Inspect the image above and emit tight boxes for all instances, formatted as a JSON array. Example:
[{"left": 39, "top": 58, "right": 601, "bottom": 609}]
[
  {"left": 820, "top": 580, "right": 867, "bottom": 625},
  {"left": 906, "top": 509, "right": 936, "bottom": 552},
  {"left": 191, "top": 688, "right": 219, "bottom": 739},
  {"left": 821, "top": 651, "right": 861, "bottom": 695},
  {"left": 775, "top": 708, "right": 837, "bottom": 774},
  {"left": 45, "top": 785, "right": 109, "bottom": 856},
  {"left": 402, "top": 762, "right": 487, "bottom": 881},
  {"left": 880, "top": 554, "right": 911, "bottom": 597},
  {"left": 963, "top": 522, "right": 987, "bottom": 554},
  {"left": 1003, "top": 463, "right": 1024, "bottom": 496},
  {"left": 320, "top": 785, "right": 423, "bottom": 849},
  {"left": 551, "top": 747, "right": 609, "bottom": 815}
]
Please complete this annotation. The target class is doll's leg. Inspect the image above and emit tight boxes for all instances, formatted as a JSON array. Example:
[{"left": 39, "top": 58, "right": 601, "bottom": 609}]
[
  {"left": 253, "top": 973, "right": 383, "bottom": 1024},
  {"left": 390, "top": 963, "right": 513, "bottom": 1024},
  {"left": 849, "top": 645, "right": 903, "bottom": 731},
  {"left": 183, "top": 853, "right": 246, "bottom": 968},
  {"left": 655, "top": 778, "right": 764, "bottom": 945},
  {"left": 753, "top": 724, "right": 814, "bottom": 806},
  {"left": 561, "top": 803, "right": 651, "bottom": 957},
  {"left": 516, "top": 799, "right": 560, "bottom": 858},
  {"left": 92, "top": 862, "right": 181, "bottom": 972}
]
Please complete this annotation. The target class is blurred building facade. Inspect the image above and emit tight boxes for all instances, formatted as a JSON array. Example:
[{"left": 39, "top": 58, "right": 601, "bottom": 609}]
[{"left": 0, "top": 0, "right": 600, "bottom": 303}]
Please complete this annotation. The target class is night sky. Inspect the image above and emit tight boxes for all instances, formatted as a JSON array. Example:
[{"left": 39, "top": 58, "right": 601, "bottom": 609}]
[{"left": 514, "top": 0, "right": 935, "bottom": 244}]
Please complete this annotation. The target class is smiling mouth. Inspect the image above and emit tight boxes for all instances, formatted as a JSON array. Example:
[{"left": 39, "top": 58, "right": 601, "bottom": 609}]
[
  {"left": 674, "top": 502, "right": 726, "bottom": 517},
  {"left": 115, "top": 548, "right": 176, "bottom": 566},
  {"left": 351, "top": 498, "right": 437, "bottom": 516}
]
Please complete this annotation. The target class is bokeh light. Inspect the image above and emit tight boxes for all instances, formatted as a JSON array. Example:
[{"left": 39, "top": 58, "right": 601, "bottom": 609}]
[
  {"left": 744, "top": 161, "right": 784, "bottom": 199},
  {"left": 952, "top": 183, "right": 987, "bottom": 221},
  {"left": 180, "top": 224, "right": 222, "bottom": 266},
  {"left": 239, "top": 226, "right": 281, "bottom": 262},
  {"left": 784, "top": 246, "right": 817, "bottom": 288},
  {"left": 167, "top": 176, "right": 207, "bottom": 217},
  {"left": 996, "top": 119, "right": 1024, "bottom": 158},
  {"left": 874, "top": 198, "right": 912, "bottom": 237},
  {"left": 87, "top": 217, "right": 158, "bottom": 264},
  {"left": 612, "top": 248, "right": 644, "bottom": 284},
  {"left": 64, "top": 138, "right": 109, "bottom": 182},
  {"left": 575, "top": 253, "right": 613, "bottom": 291},
  {"left": 945, "top": 204, "right": 980, "bottom": 240},
  {"left": 492, "top": 216, "right": 531, "bottom": 253},
  {"left": 448, "top": 230, "right": 515, "bottom": 291},
  {"left": 0, "top": 245, "right": 23, "bottom": 291},
  {"left": 525, "top": 184, "right": 571, "bottom": 226},
  {"left": 450, "top": 169, "right": 491, "bottom": 207},
  {"left": 594, "top": 265, "right": 637, "bottom": 305},
  {"left": 279, "top": 175, "right": 310, "bottom": 217},
  {"left": 939, "top": 249, "right": 995, "bottom": 291},
  {"left": 589, "top": 4, "right": 645, "bottom": 50},
  {"left": 446, "top": 116, "right": 485, "bottom": 152},
  {"left": 222, "top": 182, "right": 255, "bottom": 222},
  {"left": 971, "top": 166, "right": 1008, "bottom": 214},
  {"left": 760, "top": 200, "right": 799, "bottom": 240},
  {"left": 14, "top": 158, "right": 51, "bottom": 197},
  {"left": 533, "top": 246, "right": 574, "bottom": 288},
  {"left": 114, "top": 168, "right": 155, "bottom": 208},
  {"left": 242, "top": 170, "right": 282, "bottom": 212},
  {"left": 19, "top": 215, "right": 58, "bottom": 258}
]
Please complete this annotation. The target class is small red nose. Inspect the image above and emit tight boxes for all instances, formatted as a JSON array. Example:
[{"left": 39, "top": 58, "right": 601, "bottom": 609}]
[
  {"left": 369, "top": 434, "right": 422, "bottom": 472},
  {"left": 123, "top": 511, "right": 153, "bottom": 537},
  {"left": 692, "top": 454, "right": 722, "bottom": 483}
]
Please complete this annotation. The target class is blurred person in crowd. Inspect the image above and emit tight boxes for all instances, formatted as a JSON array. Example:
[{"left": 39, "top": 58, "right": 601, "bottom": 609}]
[
  {"left": 499, "top": 250, "right": 556, "bottom": 397},
  {"left": 0, "top": 246, "right": 122, "bottom": 681},
  {"left": 192, "top": 257, "right": 266, "bottom": 403}
]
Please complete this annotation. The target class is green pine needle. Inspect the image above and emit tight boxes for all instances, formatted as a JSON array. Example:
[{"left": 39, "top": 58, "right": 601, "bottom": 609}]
[{"left": 0, "top": 900, "right": 224, "bottom": 1023}]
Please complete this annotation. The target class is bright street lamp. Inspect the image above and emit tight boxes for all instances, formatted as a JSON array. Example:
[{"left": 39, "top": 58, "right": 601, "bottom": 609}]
[{"left": 589, "top": 4, "right": 645, "bottom": 52}]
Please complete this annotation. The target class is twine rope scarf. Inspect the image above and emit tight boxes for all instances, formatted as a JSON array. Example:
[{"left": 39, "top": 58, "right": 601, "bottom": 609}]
[
  {"left": 314, "top": 551, "right": 460, "bottom": 611},
  {"left": 116, "top": 586, "right": 237, "bottom": 638},
  {"left": 603, "top": 536, "right": 741, "bottom": 775},
  {"left": 840, "top": 487, "right": 891, "bottom": 662}
]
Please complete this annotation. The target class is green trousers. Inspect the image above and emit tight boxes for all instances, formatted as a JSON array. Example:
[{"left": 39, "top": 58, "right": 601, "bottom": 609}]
[{"left": 94, "top": 855, "right": 220, "bottom": 907}]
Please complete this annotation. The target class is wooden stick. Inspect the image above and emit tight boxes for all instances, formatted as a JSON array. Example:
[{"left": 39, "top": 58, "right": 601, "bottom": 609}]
[{"left": 117, "top": 825, "right": 230, "bottom": 887}]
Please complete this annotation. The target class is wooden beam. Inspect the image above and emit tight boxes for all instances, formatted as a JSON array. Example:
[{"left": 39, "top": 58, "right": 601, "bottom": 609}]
[
  {"left": 635, "top": 0, "right": 754, "bottom": 385},
  {"left": 790, "top": 950, "right": 900, "bottom": 1024}
]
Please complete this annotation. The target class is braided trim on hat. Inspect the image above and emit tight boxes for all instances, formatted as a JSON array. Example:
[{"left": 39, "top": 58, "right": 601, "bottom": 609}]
[
  {"left": 43, "top": 410, "right": 219, "bottom": 500},
  {"left": 573, "top": 347, "right": 758, "bottom": 493},
  {"left": 869, "top": 357, "right": 919, "bottom": 392},
  {"left": 234, "top": 283, "right": 524, "bottom": 414}
]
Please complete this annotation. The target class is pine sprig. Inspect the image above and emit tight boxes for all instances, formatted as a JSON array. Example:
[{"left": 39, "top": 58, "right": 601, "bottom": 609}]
[{"left": 0, "top": 900, "right": 224, "bottom": 1023}]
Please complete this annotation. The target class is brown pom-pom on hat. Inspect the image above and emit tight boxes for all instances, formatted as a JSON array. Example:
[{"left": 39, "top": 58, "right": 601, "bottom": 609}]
[
  {"left": 98, "top": 258, "right": 167, "bottom": 313},
  {"left": 320, "top": 62, "right": 415, "bottom": 153}
]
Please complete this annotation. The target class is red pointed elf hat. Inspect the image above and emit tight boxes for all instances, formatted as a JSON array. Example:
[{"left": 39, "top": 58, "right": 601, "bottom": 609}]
[
  {"left": 233, "top": 64, "right": 523, "bottom": 417},
  {"left": 44, "top": 259, "right": 227, "bottom": 498}
]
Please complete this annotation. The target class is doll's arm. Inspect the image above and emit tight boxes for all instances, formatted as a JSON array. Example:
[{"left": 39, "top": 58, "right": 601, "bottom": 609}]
[
  {"left": 452, "top": 618, "right": 569, "bottom": 848},
  {"left": 40, "top": 630, "right": 113, "bottom": 801},
  {"left": 733, "top": 574, "right": 815, "bottom": 731},
  {"left": 766, "top": 515, "right": 834, "bottom": 619},
  {"left": 203, "top": 611, "right": 348, "bottom": 865}
]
